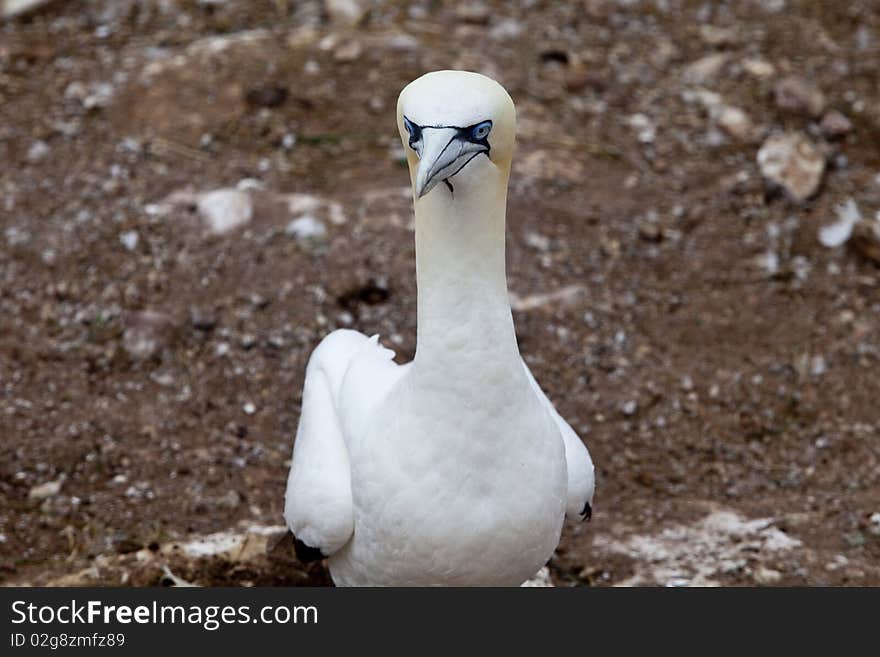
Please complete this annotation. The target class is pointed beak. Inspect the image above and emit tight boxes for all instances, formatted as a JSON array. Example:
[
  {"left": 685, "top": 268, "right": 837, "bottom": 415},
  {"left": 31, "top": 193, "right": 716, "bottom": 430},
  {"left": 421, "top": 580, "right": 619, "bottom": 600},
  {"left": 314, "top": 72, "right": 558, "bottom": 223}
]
[
  {"left": 413, "top": 128, "right": 488, "bottom": 199},
  {"left": 414, "top": 127, "right": 459, "bottom": 199}
]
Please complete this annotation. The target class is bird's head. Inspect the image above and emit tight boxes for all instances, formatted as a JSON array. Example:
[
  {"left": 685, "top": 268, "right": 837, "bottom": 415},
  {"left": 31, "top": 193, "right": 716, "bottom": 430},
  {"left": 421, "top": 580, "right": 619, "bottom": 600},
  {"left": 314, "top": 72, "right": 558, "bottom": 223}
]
[{"left": 397, "top": 70, "right": 516, "bottom": 200}]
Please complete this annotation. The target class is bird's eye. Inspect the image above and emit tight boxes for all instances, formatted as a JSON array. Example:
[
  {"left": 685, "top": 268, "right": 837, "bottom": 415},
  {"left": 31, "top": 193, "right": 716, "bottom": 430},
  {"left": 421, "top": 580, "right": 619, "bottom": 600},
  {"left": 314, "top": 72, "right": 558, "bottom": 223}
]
[
  {"left": 470, "top": 121, "right": 492, "bottom": 141},
  {"left": 403, "top": 116, "right": 422, "bottom": 149}
]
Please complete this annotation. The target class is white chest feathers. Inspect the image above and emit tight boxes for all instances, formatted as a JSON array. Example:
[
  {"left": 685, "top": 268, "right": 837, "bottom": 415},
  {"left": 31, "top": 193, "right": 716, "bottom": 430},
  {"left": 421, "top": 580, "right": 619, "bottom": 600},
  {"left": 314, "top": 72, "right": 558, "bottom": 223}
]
[{"left": 329, "top": 364, "right": 568, "bottom": 586}]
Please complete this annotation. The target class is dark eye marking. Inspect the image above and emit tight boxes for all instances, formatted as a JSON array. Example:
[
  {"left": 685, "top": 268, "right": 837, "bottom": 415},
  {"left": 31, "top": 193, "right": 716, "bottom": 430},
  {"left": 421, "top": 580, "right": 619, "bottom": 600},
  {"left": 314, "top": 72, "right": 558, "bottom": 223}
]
[
  {"left": 402, "top": 118, "right": 493, "bottom": 153},
  {"left": 403, "top": 115, "right": 422, "bottom": 150}
]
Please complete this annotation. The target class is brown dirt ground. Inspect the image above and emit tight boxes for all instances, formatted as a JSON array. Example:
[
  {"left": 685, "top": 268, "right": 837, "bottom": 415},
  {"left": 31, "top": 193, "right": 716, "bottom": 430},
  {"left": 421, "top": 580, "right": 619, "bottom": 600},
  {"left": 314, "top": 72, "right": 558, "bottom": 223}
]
[{"left": 1, "top": 0, "right": 879, "bottom": 586}]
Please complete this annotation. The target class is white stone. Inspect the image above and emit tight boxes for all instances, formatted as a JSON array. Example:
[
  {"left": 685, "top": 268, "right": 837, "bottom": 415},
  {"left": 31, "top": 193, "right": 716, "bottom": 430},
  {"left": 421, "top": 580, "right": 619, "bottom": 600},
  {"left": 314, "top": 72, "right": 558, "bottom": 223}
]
[
  {"left": 27, "top": 140, "right": 50, "bottom": 162},
  {"left": 324, "top": 0, "right": 366, "bottom": 26},
  {"left": 2, "top": 0, "right": 51, "bottom": 19},
  {"left": 286, "top": 215, "right": 327, "bottom": 241},
  {"left": 119, "top": 230, "right": 139, "bottom": 251},
  {"left": 757, "top": 132, "right": 825, "bottom": 202},
  {"left": 819, "top": 199, "right": 861, "bottom": 247},
  {"left": 197, "top": 189, "right": 253, "bottom": 235},
  {"left": 29, "top": 477, "right": 63, "bottom": 500}
]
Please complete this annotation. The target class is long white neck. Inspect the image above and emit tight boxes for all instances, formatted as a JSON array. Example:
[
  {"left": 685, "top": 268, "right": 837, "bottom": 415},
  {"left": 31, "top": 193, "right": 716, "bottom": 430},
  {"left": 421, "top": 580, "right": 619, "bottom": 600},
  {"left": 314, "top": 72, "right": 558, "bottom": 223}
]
[{"left": 412, "top": 164, "right": 520, "bottom": 376}]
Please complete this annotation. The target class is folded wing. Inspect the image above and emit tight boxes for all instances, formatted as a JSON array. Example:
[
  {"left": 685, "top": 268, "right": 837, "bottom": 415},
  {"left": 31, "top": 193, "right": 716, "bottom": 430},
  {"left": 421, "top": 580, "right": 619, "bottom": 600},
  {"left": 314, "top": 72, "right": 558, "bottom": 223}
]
[
  {"left": 521, "top": 359, "right": 595, "bottom": 520},
  {"left": 284, "top": 329, "right": 392, "bottom": 556}
]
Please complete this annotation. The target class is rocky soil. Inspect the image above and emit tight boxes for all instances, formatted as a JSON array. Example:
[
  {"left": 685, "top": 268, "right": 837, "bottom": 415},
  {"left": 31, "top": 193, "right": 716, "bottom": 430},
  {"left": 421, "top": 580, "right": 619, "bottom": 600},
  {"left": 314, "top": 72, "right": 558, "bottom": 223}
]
[{"left": 2, "top": 0, "right": 879, "bottom": 586}]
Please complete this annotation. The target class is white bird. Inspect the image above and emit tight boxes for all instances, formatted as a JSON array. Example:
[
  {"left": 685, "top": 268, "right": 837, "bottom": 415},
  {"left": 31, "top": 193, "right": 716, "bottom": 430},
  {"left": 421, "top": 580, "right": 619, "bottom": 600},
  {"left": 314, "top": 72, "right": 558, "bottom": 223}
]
[{"left": 284, "top": 70, "right": 595, "bottom": 586}]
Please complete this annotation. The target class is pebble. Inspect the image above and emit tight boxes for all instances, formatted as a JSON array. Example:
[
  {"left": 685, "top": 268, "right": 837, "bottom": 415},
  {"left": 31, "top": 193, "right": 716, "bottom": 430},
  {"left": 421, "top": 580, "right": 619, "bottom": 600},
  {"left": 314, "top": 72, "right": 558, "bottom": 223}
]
[
  {"left": 525, "top": 232, "right": 551, "bottom": 251},
  {"left": 819, "top": 199, "right": 860, "bottom": 248},
  {"left": 699, "top": 25, "right": 738, "bottom": 48},
  {"left": 753, "top": 566, "right": 782, "bottom": 584},
  {"left": 741, "top": 58, "right": 775, "bottom": 79},
  {"left": 29, "top": 476, "right": 64, "bottom": 501},
  {"left": 490, "top": 18, "right": 523, "bottom": 40},
  {"left": 82, "top": 82, "right": 114, "bottom": 110},
  {"left": 218, "top": 490, "right": 242, "bottom": 510},
  {"left": 197, "top": 189, "right": 253, "bottom": 235},
  {"left": 683, "top": 53, "right": 727, "bottom": 85},
  {"left": 2, "top": 0, "right": 53, "bottom": 19},
  {"left": 820, "top": 110, "right": 853, "bottom": 138},
  {"left": 243, "top": 402, "right": 257, "bottom": 415},
  {"left": 773, "top": 76, "right": 826, "bottom": 118},
  {"left": 628, "top": 113, "right": 656, "bottom": 144},
  {"left": 324, "top": 0, "right": 367, "bottom": 26},
  {"left": 119, "top": 230, "right": 139, "bottom": 251},
  {"left": 123, "top": 311, "right": 175, "bottom": 360},
  {"left": 286, "top": 215, "right": 327, "bottom": 242},
  {"left": 756, "top": 132, "right": 825, "bottom": 202},
  {"left": 455, "top": 2, "right": 490, "bottom": 24},
  {"left": 621, "top": 400, "right": 638, "bottom": 416},
  {"left": 716, "top": 105, "right": 753, "bottom": 141},
  {"left": 27, "top": 140, "right": 50, "bottom": 162},
  {"left": 333, "top": 40, "right": 363, "bottom": 63},
  {"left": 190, "top": 307, "right": 217, "bottom": 331}
]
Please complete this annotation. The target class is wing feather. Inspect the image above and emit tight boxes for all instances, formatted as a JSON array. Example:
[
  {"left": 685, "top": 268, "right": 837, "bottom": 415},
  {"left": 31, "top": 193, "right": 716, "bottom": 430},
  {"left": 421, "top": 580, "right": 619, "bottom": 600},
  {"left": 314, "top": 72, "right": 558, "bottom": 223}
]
[{"left": 521, "top": 359, "right": 595, "bottom": 520}]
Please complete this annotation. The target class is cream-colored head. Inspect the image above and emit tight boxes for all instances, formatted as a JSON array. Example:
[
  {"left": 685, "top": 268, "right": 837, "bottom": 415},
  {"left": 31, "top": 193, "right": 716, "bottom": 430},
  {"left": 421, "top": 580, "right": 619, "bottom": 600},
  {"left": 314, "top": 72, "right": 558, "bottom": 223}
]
[{"left": 397, "top": 70, "right": 516, "bottom": 200}]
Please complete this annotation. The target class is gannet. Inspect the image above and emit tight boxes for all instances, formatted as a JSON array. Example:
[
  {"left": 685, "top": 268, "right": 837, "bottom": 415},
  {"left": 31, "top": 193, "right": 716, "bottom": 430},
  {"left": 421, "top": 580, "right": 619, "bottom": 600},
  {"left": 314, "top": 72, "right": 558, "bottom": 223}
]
[{"left": 284, "top": 70, "right": 595, "bottom": 586}]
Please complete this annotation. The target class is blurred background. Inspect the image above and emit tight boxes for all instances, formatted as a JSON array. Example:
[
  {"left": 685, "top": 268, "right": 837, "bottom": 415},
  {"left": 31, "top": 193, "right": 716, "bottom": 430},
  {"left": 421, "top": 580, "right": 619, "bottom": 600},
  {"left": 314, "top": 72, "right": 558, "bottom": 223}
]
[{"left": 1, "top": 0, "right": 879, "bottom": 586}]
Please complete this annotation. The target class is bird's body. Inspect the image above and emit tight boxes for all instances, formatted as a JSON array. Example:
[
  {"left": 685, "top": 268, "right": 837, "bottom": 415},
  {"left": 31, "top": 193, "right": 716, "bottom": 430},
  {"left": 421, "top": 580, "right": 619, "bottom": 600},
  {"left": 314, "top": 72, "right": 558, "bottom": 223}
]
[{"left": 285, "top": 71, "right": 594, "bottom": 586}]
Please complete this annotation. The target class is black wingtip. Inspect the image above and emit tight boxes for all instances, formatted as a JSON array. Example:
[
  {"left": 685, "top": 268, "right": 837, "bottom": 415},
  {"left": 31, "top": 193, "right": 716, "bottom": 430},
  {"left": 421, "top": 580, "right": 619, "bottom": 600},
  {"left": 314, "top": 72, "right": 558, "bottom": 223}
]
[
  {"left": 580, "top": 501, "right": 593, "bottom": 522},
  {"left": 294, "top": 537, "right": 326, "bottom": 563}
]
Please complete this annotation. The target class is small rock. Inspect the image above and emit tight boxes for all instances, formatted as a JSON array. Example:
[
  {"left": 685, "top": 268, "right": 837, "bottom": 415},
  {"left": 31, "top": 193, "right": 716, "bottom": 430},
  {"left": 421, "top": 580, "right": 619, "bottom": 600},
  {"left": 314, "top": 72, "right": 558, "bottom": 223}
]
[
  {"left": 819, "top": 199, "right": 860, "bottom": 248},
  {"left": 683, "top": 53, "right": 727, "bottom": 85},
  {"left": 190, "top": 307, "right": 217, "bottom": 331},
  {"left": 82, "top": 82, "right": 114, "bottom": 110},
  {"left": 240, "top": 333, "right": 257, "bottom": 349},
  {"left": 29, "top": 476, "right": 64, "bottom": 500},
  {"left": 753, "top": 566, "right": 782, "bottom": 585},
  {"left": 2, "top": 0, "right": 53, "bottom": 20},
  {"left": 773, "top": 76, "right": 826, "bottom": 118},
  {"left": 621, "top": 400, "right": 638, "bottom": 416},
  {"left": 820, "top": 110, "right": 853, "bottom": 138},
  {"left": 286, "top": 215, "right": 327, "bottom": 242},
  {"left": 509, "top": 285, "right": 584, "bottom": 312},
  {"left": 742, "top": 58, "right": 775, "bottom": 79},
  {"left": 218, "top": 490, "right": 242, "bottom": 510},
  {"left": 628, "top": 113, "right": 656, "bottom": 144},
  {"left": 699, "top": 25, "right": 738, "bottom": 48},
  {"left": 123, "top": 311, "right": 176, "bottom": 360},
  {"left": 869, "top": 512, "right": 880, "bottom": 536},
  {"left": 27, "top": 140, "right": 50, "bottom": 162},
  {"left": 455, "top": 1, "right": 490, "bottom": 24},
  {"left": 851, "top": 213, "right": 880, "bottom": 265},
  {"left": 119, "top": 230, "right": 139, "bottom": 251},
  {"left": 638, "top": 220, "right": 663, "bottom": 242},
  {"left": 756, "top": 132, "right": 825, "bottom": 202},
  {"left": 324, "top": 0, "right": 367, "bottom": 26},
  {"left": 5, "top": 226, "right": 30, "bottom": 247},
  {"left": 243, "top": 402, "right": 256, "bottom": 415},
  {"left": 524, "top": 232, "right": 551, "bottom": 251},
  {"left": 716, "top": 105, "right": 753, "bottom": 140},
  {"left": 333, "top": 40, "right": 362, "bottom": 63},
  {"left": 490, "top": 17, "right": 523, "bottom": 40},
  {"left": 197, "top": 189, "right": 253, "bottom": 235}
]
